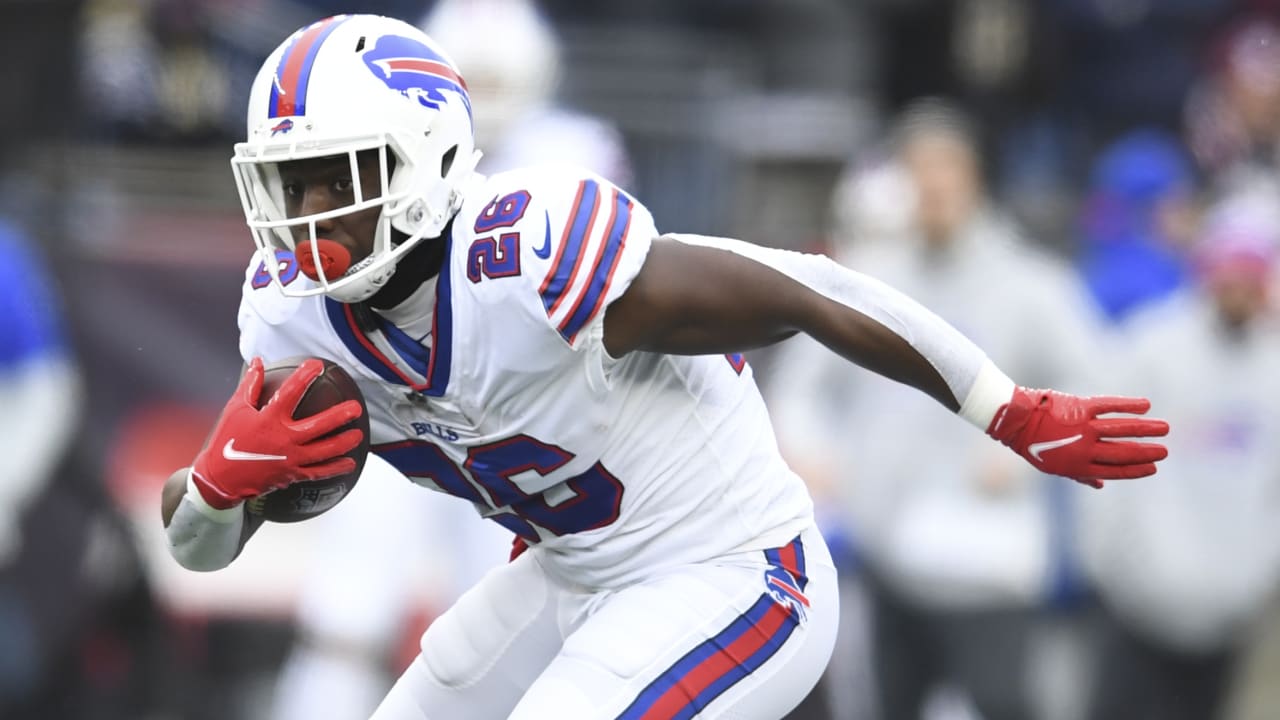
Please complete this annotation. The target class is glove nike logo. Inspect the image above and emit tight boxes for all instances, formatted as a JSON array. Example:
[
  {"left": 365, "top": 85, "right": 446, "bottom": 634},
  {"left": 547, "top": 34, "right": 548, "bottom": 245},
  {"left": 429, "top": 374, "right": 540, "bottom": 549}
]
[
  {"left": 222, "top": 439, "right": 287, "bottom": 462},
  {"left": 1028, "top": 434, "right": 1083, "bottom": 462}
]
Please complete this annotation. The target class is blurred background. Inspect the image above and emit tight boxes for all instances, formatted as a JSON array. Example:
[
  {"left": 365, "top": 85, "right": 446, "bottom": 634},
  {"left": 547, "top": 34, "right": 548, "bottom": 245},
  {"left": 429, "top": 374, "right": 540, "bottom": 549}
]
[{"left": 4, "top": 0, "right": 1280, "bottom": 718}]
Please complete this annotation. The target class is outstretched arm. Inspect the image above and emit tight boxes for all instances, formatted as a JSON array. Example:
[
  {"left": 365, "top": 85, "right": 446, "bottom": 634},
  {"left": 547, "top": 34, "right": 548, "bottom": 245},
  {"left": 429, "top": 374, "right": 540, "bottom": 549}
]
[{"left": 603, "top": 234, "right": 1168, "bottom": 486}]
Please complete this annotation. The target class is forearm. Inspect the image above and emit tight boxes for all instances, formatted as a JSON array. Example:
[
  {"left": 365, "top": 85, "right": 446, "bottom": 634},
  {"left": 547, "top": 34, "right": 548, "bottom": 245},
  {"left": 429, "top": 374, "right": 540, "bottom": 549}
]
[
  {"left": 663, "top": 233, "right": 1013, "bottom": 424},
  {"left": 164, "top": 468, "right": 250, "bottom": 572}
]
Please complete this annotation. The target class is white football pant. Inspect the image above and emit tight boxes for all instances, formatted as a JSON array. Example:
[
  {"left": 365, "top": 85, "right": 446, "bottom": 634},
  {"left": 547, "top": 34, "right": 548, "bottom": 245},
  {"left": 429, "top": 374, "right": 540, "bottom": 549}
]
[{"left": 369, "top": 525, "right": 837, "bottom": 719}]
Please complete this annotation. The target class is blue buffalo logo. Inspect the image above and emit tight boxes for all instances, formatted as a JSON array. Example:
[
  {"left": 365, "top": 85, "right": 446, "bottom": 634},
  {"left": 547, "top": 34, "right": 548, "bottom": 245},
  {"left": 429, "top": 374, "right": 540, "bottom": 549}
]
[
  {"left": 362, "top": 35, "right": 472, "bottom": 121},
  {"left": 270, "top": 118, "right": 295, "bottom": 136}
]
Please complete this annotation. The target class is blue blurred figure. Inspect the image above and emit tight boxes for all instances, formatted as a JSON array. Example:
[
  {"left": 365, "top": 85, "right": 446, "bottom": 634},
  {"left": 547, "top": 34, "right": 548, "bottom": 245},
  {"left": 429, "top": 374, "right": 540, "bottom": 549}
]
[
  {"left": 0, "top": 219, "right": 84, "bottom": 716},
  {"left": 1078, "top": 130, "right": 1198, "bottom": 323},
  {"left": 0, "top": 221, "right": 78, "bottom": 567}
]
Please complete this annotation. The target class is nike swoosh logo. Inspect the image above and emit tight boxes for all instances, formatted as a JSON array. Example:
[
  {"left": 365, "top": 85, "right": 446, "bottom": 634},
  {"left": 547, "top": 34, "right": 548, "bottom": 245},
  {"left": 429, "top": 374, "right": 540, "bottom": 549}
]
[
  {"left": 1028, "top": 434, "right": 1083, "bottom": 462},
  {"left": 222, "top": 439, "right": 287, "bottom": 462},
  {"left": 533, "top": 212, "right": 552, "bottom": 259}
]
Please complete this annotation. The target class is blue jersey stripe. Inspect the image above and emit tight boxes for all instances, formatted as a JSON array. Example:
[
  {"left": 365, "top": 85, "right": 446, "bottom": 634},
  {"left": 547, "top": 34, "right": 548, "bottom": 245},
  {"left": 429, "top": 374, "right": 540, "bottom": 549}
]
[
  {"left": 322, "top": 238, "right": 453, "bottom": 395},
  {"left": 558, "top": 189, "right": 633, "bottom": 343},
  {"left": 539, "top": 179, "right": 600, "bottom": 314},
  {"left": 423, "top": 238, "right": 454, "bottom": 396},
  {"left": 380, "top": 320, "right": 431, "bottom": 376},
  {"left": 325, "top": 299, "right": 403, "bottom": 385}
]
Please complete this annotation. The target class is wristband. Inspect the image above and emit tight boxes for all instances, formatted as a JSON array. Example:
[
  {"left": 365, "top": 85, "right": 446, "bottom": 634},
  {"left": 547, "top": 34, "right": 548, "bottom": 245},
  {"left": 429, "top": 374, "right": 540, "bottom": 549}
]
[
  {"left": 959, "top": 359, "right": 1017, "bottom": 431},
  {"left": 186, "top": 468, "right": 244, "bottom": 522}
]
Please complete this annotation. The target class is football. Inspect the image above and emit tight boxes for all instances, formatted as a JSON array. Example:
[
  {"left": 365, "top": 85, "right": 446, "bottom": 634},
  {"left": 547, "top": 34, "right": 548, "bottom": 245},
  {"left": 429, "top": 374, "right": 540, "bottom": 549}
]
[{"left": 245, "top": 357, "right": 371, "bottom": 523}]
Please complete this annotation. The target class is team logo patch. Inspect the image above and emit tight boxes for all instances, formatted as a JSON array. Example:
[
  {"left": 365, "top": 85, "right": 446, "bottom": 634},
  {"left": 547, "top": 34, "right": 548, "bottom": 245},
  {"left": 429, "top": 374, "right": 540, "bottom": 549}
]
[
  {"left": 362, "top": 35, "right": 472, "bottom": 121},
  {"left": 764, "top": 566, "right": 810, "bottom": 623},
  {"left": 270, "top": 118, "right": 295, "bottom": 136}
]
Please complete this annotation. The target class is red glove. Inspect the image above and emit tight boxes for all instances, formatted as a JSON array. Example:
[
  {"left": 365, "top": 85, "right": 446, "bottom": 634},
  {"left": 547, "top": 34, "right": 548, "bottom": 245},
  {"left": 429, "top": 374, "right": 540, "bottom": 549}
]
[
  {"left": 190, "top": 357, "right": 365, "bottom": 509},
  {"left": 986, "top": 387, "right": 1169, "bottom": 489}
]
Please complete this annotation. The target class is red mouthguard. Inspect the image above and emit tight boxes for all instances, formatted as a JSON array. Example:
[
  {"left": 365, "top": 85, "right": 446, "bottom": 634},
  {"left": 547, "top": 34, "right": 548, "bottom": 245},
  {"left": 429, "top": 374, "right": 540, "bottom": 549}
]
[{"left": 295, "top": 239, "right": 352, "bottom": 282}]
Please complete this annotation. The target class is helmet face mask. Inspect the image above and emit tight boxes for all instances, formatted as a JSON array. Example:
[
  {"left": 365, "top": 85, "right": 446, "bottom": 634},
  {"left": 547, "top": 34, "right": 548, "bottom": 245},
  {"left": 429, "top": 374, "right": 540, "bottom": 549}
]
[
  {"left": 232, "top": 14, "right": 480, "bottom": 303},
  {"left": 234, "top": 137, "right": 404, "bottom": 301}
]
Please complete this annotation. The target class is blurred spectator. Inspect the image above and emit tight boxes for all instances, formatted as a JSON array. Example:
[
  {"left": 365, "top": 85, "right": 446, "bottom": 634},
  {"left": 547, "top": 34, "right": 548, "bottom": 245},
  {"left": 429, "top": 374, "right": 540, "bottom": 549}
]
[
  {"left": 1077, "top": 129, "right": 1200, "bottom": 323},
  {"left": 0, "top": 220, "right": 156, "bottom": 720},
  {"left": 0, "top": 222, "right": 77, "bottom": 569},
  {"left": 769, "top": 98, "right": 1103, "bottom": 720},
  {"left": 270, "top": 3, "right": 631, "bottom": 717},
  {"left": 0, "top": 219, "right": 77, "bottom": 712},
  {"left": 828, "top": 149, "right": 916, "bottom": 253},
  {"left": 1078, "top": 186, "right": 1280, "bottom": 720},
  {"left": 1186, "top": 16, "right": 1280, "bottom": 191},
  {"left": 0, "top": 2, "right": 167, "bottom": 716}
]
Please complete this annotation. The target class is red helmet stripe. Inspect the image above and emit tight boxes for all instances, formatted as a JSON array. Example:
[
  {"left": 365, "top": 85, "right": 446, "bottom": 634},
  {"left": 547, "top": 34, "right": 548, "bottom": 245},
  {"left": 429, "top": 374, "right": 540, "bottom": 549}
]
[{"left": 269, "top": 15, "right": 348, "bottom": 118}]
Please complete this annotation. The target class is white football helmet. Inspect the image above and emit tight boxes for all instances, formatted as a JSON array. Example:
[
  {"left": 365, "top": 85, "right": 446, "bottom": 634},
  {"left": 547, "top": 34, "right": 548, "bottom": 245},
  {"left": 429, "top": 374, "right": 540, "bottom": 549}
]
[{"left": 232, "top": 14, "right": 480, "bottom": 302}]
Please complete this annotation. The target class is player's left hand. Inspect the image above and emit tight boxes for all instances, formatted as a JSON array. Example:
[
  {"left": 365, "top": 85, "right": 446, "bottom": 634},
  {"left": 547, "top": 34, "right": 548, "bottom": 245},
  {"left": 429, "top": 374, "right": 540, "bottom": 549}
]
[{"left": 985, "top": 387, "right": 1169, "bottom": 489}]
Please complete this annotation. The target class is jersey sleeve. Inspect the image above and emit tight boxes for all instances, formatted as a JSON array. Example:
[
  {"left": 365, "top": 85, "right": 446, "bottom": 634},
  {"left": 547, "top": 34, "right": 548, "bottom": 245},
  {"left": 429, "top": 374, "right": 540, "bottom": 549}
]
[{"left": 521, "top": 170, "right": 657, "bottom": 351}]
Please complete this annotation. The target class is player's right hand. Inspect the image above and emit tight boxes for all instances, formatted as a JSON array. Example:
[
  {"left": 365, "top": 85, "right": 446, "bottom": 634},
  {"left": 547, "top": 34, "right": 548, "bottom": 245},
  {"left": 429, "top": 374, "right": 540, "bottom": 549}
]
[{"left": 190, "top": 357, "right": 365, "bottom": 509}]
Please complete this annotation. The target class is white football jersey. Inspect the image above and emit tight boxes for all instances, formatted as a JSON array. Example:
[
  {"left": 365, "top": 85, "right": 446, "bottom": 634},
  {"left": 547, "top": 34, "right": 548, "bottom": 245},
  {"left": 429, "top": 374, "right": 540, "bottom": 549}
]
[{"left": 238, "top": 166, "right": 813, "bottom": 587}]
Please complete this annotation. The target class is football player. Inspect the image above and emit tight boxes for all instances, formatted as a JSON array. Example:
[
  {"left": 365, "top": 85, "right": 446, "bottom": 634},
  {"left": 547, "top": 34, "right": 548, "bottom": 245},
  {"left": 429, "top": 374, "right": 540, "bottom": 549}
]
[
  {"left": 273, "top": 4, "right": 635, "bottom": 717},
  {"left": 160, "top": 14, "right": 1169, "bottom": 720}
]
